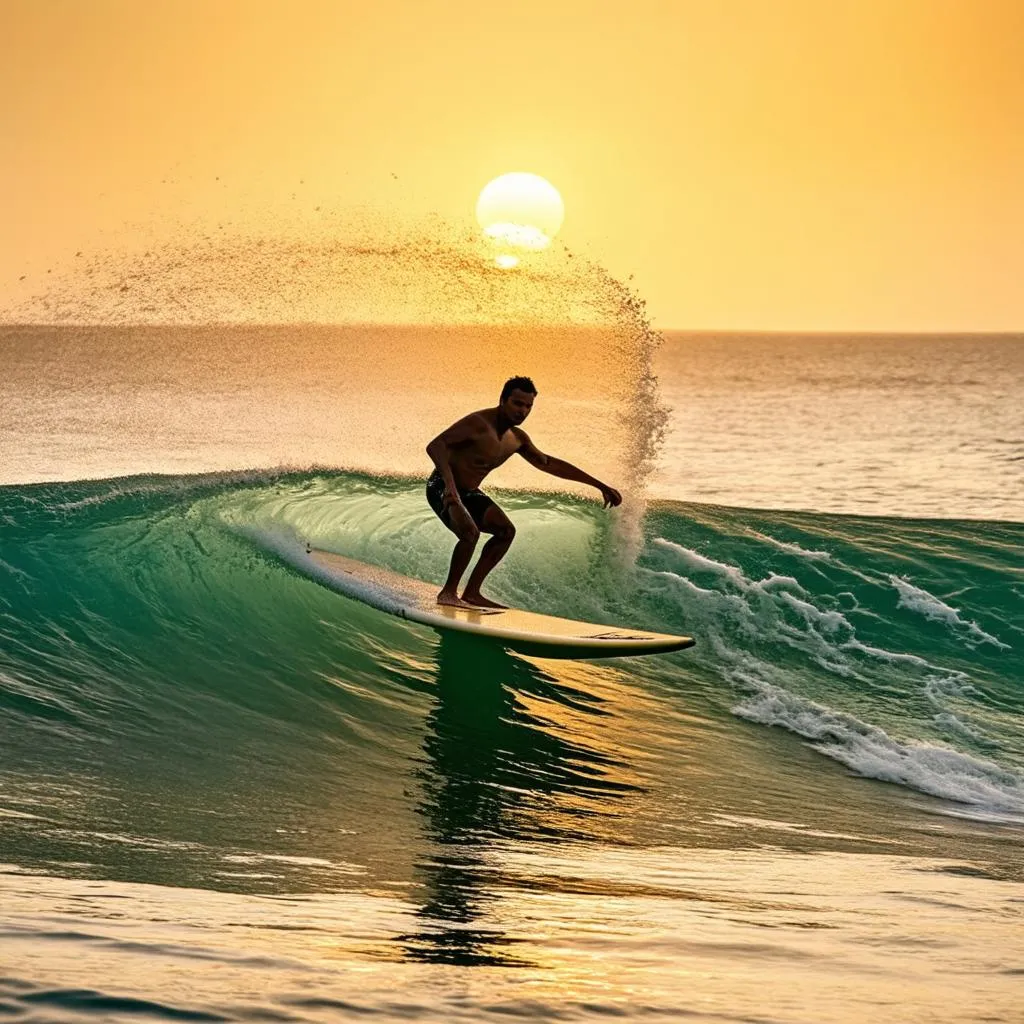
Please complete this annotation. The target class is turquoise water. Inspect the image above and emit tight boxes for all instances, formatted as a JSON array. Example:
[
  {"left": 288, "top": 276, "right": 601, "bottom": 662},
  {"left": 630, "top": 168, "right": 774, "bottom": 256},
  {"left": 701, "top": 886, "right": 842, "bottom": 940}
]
[
  {"left": 1, "top": 327, "right": 1022, "bottom": 1021},
  {"left": 2, "top": 467, "right": 1022, "bottom": 1021}
]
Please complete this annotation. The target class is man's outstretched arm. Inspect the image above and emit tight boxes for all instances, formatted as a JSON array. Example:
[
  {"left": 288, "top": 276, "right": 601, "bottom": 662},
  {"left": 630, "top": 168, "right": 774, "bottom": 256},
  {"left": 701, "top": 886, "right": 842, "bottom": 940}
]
[{"left": 515, "top": 430, "right": 622, "bottom": 507}]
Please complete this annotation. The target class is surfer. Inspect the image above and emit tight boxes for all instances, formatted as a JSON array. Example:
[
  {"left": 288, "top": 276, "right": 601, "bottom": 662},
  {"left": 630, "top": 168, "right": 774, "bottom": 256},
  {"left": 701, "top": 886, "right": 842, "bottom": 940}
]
[{"left": 426, "top": 376, "right": 622, "bottom": 610}]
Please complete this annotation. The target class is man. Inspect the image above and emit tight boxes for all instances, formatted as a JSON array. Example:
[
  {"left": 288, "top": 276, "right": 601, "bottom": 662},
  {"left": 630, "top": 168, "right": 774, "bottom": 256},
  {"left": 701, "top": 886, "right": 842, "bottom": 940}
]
[{"left": 426, "top": 376, "right": 622, "bottom": 609}]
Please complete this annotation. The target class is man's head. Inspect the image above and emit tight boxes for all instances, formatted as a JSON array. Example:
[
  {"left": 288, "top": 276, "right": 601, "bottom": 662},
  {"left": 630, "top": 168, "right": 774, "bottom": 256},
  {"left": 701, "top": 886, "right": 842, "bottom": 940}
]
[{"left": 499, "top": 375, "right": 537, "bottom": 424}]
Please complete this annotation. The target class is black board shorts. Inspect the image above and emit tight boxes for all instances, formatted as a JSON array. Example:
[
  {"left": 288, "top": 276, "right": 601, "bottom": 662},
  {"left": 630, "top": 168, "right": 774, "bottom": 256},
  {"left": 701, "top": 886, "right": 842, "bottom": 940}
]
[{"left": 426, "top": 470, "right": 497, "bottom": 531}]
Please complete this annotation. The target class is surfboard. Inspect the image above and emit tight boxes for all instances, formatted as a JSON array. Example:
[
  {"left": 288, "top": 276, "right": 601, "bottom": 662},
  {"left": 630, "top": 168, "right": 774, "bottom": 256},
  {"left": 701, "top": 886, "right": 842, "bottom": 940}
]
[{"left": 303, "top": 548, "right": 695, "bottom": 658}]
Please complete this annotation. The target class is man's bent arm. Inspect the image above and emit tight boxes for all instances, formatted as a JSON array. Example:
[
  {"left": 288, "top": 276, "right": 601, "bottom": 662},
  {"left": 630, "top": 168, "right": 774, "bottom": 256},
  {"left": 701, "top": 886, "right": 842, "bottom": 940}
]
[{"left": 426, "top": 438, "right": 459, "bottom": 498}]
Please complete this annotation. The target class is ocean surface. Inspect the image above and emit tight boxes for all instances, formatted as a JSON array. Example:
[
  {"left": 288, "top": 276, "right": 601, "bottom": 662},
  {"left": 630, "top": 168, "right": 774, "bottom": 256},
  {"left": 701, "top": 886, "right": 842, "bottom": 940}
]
[{"left": 1, "top": 325, "right": 1022, "bottom": 1023}]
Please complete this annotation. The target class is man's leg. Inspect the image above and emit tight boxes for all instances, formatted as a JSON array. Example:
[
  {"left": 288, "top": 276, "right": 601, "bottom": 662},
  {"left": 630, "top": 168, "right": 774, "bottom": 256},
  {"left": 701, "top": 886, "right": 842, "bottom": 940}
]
[
  {"left": 462, "top": 505, "right": 515, "bottom": 609},
  {"left": 437, "top": 504, "right": 480, "bottom": 608}
]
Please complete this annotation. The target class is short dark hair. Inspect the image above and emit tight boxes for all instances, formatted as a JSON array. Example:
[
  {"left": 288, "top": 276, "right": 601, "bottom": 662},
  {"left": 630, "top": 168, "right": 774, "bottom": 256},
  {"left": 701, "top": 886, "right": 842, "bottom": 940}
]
[{"left": 500, "top": 376, "right": 538, "bottom": 403}]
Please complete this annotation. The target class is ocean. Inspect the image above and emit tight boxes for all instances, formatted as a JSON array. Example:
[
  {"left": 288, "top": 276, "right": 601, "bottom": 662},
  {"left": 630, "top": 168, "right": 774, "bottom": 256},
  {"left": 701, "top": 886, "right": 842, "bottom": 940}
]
[{"left": 1, "top": 324, "right": 1022, "bottom": 1023}]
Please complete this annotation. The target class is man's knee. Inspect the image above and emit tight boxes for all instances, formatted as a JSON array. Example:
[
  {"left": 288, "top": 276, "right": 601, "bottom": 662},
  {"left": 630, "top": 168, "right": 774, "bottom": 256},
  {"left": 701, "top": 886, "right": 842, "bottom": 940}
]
[
  {"left": 456, "top": 523, "right": 481, "bottom": 545},
  {"left": 492, "top": 520, "right": 515, "bottom": 543}
]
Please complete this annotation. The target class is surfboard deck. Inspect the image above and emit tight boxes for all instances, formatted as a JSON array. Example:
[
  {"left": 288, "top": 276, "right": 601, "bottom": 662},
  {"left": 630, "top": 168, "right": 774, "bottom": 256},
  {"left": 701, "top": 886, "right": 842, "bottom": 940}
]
[{"left": 303, "top": 548, "right": 695, "bottom": 658}]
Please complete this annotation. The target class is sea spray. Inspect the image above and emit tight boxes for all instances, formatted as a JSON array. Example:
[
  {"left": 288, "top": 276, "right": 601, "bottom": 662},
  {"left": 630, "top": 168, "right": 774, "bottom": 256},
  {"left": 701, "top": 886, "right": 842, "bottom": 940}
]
[{"left": 3, "top": 209, "right": 670, "bottom": 574}]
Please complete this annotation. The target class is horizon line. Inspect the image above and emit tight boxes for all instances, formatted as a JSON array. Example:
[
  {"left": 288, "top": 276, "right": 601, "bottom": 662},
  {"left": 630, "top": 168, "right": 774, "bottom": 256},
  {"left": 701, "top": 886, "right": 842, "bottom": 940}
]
[{"left": 1, "top": 321, "right": 1021, "bottom": 337}]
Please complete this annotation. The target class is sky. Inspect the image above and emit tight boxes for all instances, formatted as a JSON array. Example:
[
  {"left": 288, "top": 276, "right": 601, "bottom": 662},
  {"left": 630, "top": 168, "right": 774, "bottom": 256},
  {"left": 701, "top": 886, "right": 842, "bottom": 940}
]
[{"left": 2, "top": 0, "right": 1022, "bottom": 331}]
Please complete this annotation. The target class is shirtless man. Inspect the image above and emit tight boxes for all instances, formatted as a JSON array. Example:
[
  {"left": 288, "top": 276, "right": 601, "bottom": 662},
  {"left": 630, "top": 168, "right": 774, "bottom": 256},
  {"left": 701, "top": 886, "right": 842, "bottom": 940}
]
[{"left": 425, "top": 376, "right": 622, "bottom": 609}]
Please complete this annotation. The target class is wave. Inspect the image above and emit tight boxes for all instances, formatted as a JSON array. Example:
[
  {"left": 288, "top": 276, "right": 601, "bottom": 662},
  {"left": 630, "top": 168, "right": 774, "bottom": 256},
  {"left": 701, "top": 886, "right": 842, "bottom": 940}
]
[{"left": 0, "top": 469, "right": 1021, "bottom": 827}]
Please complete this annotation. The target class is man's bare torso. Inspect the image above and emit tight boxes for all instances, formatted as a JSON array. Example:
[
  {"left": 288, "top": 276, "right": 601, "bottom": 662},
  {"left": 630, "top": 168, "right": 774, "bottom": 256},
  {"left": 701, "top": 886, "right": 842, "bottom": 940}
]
[{"left": 445, "top": 409, "right": 523, "bottom": 490}]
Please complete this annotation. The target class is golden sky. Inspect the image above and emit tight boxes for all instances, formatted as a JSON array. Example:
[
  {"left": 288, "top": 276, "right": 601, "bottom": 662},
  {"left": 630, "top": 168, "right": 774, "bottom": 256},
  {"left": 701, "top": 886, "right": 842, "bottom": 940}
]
[{"left": 2, "top": 0, "right": 1022, "bottom": 330}]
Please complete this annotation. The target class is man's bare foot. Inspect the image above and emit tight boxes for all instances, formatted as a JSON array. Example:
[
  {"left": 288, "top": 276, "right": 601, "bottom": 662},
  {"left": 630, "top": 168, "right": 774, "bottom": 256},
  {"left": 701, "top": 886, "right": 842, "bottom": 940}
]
[
  {"left": 437, "top": 591, "right": 477, "bottom": 609},
  {"left": 461, "top": 592, "right": 509, "bottom": 610}
]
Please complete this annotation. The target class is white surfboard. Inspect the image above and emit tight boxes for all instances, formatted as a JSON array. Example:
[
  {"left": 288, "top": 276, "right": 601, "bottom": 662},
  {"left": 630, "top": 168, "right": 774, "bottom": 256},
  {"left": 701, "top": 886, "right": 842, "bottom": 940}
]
[{"left": 303, "top": 548, "right": 695, "bottom": 658}]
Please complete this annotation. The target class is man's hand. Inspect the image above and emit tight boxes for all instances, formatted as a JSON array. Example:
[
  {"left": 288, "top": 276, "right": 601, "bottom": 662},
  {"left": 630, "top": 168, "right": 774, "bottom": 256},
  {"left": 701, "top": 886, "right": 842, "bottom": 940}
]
[{"left": 598, "top": 483, "right": 622, "bottom": 508}]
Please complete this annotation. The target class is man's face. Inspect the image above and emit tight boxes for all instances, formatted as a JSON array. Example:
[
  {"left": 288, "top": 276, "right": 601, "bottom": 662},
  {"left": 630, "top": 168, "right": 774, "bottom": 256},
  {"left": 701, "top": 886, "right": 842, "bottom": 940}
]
[{"left": 502, "top": 389, "right": 535, "bottom": 424}]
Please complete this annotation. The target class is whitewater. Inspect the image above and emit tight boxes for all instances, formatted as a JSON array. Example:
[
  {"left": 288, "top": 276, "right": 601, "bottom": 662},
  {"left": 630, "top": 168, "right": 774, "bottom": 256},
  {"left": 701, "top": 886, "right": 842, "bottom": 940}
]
[{"left": 1, "top": 321, "right": 1022, "bottom": 1023}]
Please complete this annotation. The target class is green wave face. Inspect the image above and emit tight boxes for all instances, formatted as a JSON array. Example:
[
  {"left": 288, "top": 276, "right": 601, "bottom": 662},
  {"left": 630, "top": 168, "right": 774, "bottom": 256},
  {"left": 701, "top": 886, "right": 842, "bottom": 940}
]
[{"left": 1, "top": 470, "right": 1021, "bottom": 897}]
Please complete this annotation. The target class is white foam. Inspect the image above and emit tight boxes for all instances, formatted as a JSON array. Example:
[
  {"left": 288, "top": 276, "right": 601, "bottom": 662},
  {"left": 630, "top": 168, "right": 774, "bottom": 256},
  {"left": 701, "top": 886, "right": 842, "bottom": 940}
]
[
  {"left": 840, "top": 638, "right": 930, "bottom": 667},
  {"left": 733, "top": 680, "right": 1024, "bottom": 819},
  {"left": 755, "top": 533, "right": 833, "bottom": 561},
  {"left": 923, "top": 673, "right": 977, "bottom": 702},
  {"left": 647, "top": 541, "right": 888, "bottom": 678},
  {"left": 776, "top": 591, "right": 850, "bottom": 635},
  {"left": 652, "top": 539, "right": 749, "bottom": 587},
  {"left": 889, "top": 575, "right": 1010, "bottom": 649},
  {"left": 644, "top": 541, "right": 1007, "bottom": 766}
]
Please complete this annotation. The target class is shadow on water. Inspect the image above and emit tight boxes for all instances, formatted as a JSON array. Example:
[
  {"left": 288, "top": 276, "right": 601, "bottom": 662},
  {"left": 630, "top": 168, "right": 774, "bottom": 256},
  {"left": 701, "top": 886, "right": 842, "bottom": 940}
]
[{"left": 399, "top": 632, "right": 644, "bottom": 967}]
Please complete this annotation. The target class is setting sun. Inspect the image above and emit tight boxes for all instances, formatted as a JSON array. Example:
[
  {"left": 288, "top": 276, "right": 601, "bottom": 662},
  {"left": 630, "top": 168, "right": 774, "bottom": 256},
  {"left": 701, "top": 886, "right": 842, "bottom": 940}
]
[{"left": 476, "top": 173, "right": 565, "bottom": 266}]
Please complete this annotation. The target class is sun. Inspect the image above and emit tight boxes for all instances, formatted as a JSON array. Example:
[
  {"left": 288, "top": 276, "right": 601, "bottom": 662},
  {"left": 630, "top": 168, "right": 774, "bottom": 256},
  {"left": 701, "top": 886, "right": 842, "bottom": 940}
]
[{"left": 476, "top": 173, "right": 564, "bottom": 266}]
